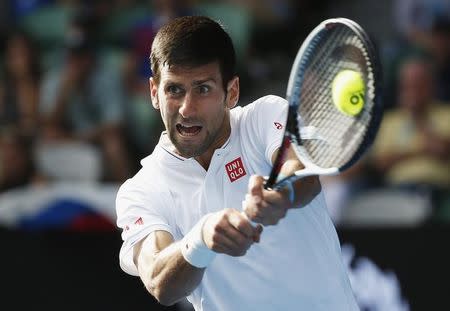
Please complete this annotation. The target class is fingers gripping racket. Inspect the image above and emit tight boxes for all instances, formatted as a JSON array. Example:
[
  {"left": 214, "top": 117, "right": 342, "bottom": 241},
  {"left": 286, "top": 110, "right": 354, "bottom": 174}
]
[{"left": 265, "top": 18, "right": 383, "bottom": 190}]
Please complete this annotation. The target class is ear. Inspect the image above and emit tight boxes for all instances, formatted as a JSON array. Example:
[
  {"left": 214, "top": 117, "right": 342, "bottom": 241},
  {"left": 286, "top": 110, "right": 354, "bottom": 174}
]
[
  {"left": 226, "top": 76, "right": 239, "bottom": 109},
  {"left": 149, "top": 77, "right": 159, "bottom": 109}
]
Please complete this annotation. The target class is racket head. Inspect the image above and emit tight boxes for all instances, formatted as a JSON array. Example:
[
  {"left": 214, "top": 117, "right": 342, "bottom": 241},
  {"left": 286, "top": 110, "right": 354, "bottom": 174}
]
[{"left": 286, "top": 17, "right": 383, "bottom": 174}]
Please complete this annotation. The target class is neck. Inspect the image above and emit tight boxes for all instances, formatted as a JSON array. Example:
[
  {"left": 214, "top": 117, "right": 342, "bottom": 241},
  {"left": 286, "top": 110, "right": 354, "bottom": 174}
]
[
  {"left": 195, "top": 151, "right": 215, "bottom": 171},
  {"left": 194, "top": 116, "right": 231, "bottom": 171}
]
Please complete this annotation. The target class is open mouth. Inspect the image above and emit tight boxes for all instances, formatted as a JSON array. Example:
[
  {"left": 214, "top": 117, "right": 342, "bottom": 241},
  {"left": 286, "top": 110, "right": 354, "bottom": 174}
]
[{"left": 176, "top": 124, "right": 203, "bottom": 136}]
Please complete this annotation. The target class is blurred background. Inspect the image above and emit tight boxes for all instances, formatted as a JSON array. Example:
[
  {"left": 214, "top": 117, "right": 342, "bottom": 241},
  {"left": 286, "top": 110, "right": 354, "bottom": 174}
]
[{"left": 0, "top": 0, "right": 448, "bottom": 310}]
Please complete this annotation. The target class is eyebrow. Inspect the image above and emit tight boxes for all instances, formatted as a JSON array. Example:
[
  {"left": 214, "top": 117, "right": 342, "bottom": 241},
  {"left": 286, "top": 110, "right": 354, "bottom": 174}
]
[
  {"left": 162, "top": 77, "right": 217, "bottom": 88},
  {"left": 192, "top": 78, "right": 216, "bottom": 86}
]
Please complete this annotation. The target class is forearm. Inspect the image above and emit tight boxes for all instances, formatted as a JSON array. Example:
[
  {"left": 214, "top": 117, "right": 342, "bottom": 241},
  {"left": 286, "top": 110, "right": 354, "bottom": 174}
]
[
  {"left": 138, "top": 239, "right": 205, "bottom": 306},
  {"left": 279, "top": 158, "right": 321, "bottom": 208}
]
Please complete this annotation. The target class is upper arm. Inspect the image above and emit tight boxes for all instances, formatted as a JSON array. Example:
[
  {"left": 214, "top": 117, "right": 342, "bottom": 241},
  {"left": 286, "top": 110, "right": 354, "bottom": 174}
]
[
  {"left": 239, "top": 95, "right": 288, "bottom": 168},
  {"left": 116, "top": 178, "right": 177, "bottom": 276}
]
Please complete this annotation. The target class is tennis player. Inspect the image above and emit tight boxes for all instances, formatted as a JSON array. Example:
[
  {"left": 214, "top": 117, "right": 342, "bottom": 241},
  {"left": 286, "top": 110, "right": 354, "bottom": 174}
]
[{"left": 116, "top": 16, "right": 359, "bottom": 311}]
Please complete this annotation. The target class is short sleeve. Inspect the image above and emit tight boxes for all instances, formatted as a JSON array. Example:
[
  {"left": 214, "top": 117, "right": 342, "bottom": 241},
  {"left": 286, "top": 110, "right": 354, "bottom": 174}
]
[
  {"left": 240, "top": 95, "right": 288, "bottom": 165},
  {"left": 116, "top": 178, "right": 175, "bottom": 276}
]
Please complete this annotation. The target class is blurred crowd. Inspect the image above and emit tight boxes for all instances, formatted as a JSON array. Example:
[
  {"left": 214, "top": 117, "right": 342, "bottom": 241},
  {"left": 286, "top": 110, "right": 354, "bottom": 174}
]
[
  {"left": 0, "top": 0, "right": 449, "bottom": 229},
  {"left": 323, "top": 0, "right": 450, "bottom": 226}
]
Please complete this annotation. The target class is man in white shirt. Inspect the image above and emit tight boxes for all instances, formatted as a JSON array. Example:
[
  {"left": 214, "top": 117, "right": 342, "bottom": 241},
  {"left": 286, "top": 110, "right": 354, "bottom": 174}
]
[{"left": 116, "top": 15, "right": 359, "bottom": 311}]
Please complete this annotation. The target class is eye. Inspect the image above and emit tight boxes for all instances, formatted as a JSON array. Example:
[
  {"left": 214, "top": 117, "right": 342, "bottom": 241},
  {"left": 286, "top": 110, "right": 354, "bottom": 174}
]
[
  {"left": 197, "top": 84, "right": 211, "bottom": 94},
  {"left": 166, "top": 84, "right": 184, "bottom": 96}
]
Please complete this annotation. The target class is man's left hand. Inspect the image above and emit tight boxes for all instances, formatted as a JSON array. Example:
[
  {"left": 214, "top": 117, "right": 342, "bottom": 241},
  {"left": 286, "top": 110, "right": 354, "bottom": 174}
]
[{"left": 242, "top": 175, "right": 293, "bottom": 226}]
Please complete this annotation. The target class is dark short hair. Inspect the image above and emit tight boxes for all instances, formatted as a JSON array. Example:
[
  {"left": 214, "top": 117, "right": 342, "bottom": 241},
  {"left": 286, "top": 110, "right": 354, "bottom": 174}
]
[{"left": 150, "top": 16, "right": 237, "bottom": 90}]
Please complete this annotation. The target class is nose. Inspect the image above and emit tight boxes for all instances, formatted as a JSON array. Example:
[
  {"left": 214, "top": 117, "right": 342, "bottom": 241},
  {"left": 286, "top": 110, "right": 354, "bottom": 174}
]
[{"left": 179, "top": 92, "right": 196, "bottom": 118}]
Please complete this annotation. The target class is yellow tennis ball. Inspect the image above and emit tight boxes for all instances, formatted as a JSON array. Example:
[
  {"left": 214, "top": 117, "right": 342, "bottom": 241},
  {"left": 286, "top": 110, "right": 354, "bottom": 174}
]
[{"left": 332, "top": 70, "right": 365, "bottom": 116}]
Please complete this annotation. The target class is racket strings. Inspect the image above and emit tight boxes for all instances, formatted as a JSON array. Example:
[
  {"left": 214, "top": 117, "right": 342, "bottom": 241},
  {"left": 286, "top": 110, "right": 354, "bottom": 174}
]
[
  {"left": 315, "top": 41, "right": 370, "bottom": 164},
  {"left": 295, "top": 25, "right": 376, "bottom": 168},
  {"left": 299, "top": 29, "right": 357, "bottom": 166}
]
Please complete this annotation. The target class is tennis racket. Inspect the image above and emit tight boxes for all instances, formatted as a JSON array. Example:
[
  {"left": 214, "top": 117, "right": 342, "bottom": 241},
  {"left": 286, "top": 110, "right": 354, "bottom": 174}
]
[{"left": 265, "top": 18, "right": 383, "bottom": 190}]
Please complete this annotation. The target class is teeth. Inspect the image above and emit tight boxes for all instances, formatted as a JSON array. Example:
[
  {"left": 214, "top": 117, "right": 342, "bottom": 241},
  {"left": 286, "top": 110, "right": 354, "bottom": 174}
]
[{"left": 177, "top": 124, "right": 201, "bottom": 136}]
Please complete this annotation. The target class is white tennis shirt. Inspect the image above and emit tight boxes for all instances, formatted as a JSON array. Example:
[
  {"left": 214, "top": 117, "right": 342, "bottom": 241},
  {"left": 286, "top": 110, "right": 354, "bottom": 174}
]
[{"left": 116, "top": 95, "right": 359, "bottom": 311}]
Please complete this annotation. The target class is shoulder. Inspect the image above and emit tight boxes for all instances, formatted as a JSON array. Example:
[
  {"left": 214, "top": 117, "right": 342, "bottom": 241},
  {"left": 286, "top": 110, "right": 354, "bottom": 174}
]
[
  {"left": 245, "top": 95, "right": 287, "bottom": 111},
  {"left": 230, "top": 95, "right": 287, "bottom": 130},
  {"left": 232, "top": 95, "right": 287, "bottom": 120},
  {"left": 258, "top": 94, "right": 287, "bottom": 104},
  {"left": 116, "top": 169, "right": 156, "bottom": 203},
  {"left": 116, "top": 153, "right": 167, "bottom": 200},
  {"left": 115, "top": 163, "right": 174, "bottom": 220}
]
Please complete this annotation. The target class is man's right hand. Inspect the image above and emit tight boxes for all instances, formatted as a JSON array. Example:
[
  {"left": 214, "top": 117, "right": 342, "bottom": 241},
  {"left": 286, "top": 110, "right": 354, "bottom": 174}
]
[{"left": 202, "top": 208, "right": 263, "bottom": 257}]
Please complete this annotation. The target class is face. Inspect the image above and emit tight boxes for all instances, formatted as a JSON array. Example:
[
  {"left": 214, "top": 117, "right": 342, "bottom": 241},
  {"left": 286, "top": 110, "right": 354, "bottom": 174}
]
[
  {"left": 6, "top": 36, "right": 31, "bottom": 76},
  {"left": 430, "top": 31, "right": 450, "bottom": 64},
  {"left": 399, "top": 61, "right": 432, "bottom": 113},
  {"left": 150, "top": 62, "right": 239, "bottom": 160}
]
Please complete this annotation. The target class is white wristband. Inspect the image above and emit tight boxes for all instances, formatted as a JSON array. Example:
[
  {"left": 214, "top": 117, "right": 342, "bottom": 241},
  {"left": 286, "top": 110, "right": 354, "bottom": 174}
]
[
  {"left": 181, "top": 214, "right": 216, "bottom": 268},
  {"left": 284, "top": 181, "right": 295, "bottom": 204},
  {"left": 277, "top": 174, "right": 295, "bottom": 204}
]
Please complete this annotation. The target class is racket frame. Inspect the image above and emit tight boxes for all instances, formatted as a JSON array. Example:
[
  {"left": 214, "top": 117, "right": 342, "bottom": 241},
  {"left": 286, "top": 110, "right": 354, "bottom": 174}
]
[{"left": 265, "top": 18, "right": 382, "bottom": 191}]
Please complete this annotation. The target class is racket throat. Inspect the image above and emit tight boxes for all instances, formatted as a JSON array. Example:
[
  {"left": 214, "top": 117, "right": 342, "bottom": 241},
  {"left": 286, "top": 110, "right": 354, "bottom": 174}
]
[
  {"left": 294, "top": 166, "right": 339, "bottom": 179},
  {"left": 265, "top": 135, "right": 291, "bottom": 188},
  {"left": 274, "top": 166, "right": 340, "bottom": 190},
  {"left": 286, "top": 105, "right": 302, "bottom": 145}
]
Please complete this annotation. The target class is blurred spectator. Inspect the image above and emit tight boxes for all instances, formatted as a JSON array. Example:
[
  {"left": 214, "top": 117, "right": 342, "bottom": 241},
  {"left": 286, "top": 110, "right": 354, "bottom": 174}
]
[
  {"left": 1, "top": 31, "right": 41, "bottom": 137},
  {"left": 393, "top": 0, "right": 450, "bottom": 48},
  {"left": 383, "top": 0, "right": 450, "bottom": 109},
  {"left": 0, "top": 31, "right": 41, "bottom": 191},
  {"left": 0, "top": 129, "right": 34, "bottom": 191},
  {"left": 321, "top": 159, "right": 377, "bottom": 224},
  {"left": 11, "top": 0, "right": 54, "bottom": 19},
  {"left": 126, "top": 0, "right": 192, "bottom": 77},
  {"left": 117, "top": 0, "right": 190, "bottom": 165},
  {"left": 121, "top": 49, "right": 164, "bottom": 164},
  {"left": 372, "top": 57, "right": 450, "bottom": 214},
  {"left": 150, "top": 0, "right": 192, "bottom": 29},
  {"left": 429, "top": 16, "right": 450, "bottom": 102},
  {"left": 39, "top": 11, "right": 132, "bottom": 182}
]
